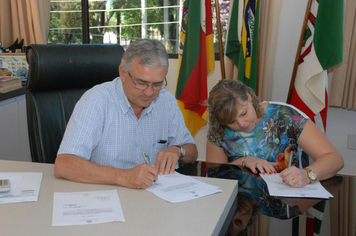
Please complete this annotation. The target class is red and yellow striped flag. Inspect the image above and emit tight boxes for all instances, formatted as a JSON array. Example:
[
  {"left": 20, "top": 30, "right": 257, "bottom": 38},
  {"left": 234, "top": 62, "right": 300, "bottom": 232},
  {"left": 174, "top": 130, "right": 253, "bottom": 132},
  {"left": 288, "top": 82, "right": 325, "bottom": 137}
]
[{"left": 175, "top": 0, "right": 214, "bottom": 136}]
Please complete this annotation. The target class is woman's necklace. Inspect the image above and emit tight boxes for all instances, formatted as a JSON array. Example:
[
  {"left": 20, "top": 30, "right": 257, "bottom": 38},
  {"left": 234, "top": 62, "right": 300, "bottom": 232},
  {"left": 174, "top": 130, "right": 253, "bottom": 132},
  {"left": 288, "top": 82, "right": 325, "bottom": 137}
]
[{"left": 236, "top": 131, "right": 254, "bottom": 156}]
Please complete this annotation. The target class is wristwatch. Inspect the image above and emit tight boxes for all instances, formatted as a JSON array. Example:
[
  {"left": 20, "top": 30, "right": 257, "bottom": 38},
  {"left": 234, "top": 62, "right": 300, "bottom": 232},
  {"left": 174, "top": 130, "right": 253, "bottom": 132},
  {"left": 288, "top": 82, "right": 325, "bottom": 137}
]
[
  {"left": 174, "top": 145, "right": 185, "bottom": 159},
  {"left": 304, "top": 167, "right": 317, "bottom": 183}
]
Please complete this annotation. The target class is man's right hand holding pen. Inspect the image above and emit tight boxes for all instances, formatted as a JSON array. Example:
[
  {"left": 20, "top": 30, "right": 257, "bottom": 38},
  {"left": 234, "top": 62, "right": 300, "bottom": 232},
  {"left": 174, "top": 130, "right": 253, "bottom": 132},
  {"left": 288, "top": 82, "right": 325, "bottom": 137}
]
[
  {"left": 119, "top": 161, "right": 158, "bottom": 189},
  {"left": 120, "top": 144, "right": 193, "bottom": 189},
  {"left": 142, "top": 153, "right": 158, "bottom": 185},
  {"left": 116, "top": 153, "right": 157, "bottom": 190}
]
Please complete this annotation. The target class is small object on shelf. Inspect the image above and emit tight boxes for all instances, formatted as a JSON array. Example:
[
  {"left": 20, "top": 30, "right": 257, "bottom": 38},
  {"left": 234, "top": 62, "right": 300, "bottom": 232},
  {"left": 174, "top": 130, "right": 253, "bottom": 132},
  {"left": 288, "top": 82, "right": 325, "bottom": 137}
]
[
  {"left": 0, "top": 41, "right": 6, "bottom": 53},
  {"left": 0, "top": 76, "right": 22, "bottom": 93},
  {"left": 6, "top": 38, "right": 18, "bottom": 52},
  {"left": 6, "top": 38, "right": 24, "bottom": 53}
]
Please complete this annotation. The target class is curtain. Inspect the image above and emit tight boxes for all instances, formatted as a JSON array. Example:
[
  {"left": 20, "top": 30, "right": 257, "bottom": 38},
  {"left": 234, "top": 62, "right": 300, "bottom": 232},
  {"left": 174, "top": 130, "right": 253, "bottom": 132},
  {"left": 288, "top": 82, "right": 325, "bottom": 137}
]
[
  {"left": 329, "top": 0, "right": 356, "bottom": 110},
  {"left": 0, "top": 0, "right": 51, "bottom": 48},
  {"left": 330, "top": 176, "right": 356, "bottom": 236},
  {"left": 224, "top": 0, "right": 282, "bottom": 100},
  {"left": 257, "top": 0, "right": 282, "bottom": 101}
]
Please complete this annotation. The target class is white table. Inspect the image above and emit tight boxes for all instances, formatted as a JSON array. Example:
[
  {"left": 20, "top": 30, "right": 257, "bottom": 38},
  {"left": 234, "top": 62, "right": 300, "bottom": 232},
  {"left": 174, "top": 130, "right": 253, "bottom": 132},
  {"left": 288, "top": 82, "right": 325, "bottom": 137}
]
[{"left": 0, "top": 160, "right": 238, "bottom": 236}]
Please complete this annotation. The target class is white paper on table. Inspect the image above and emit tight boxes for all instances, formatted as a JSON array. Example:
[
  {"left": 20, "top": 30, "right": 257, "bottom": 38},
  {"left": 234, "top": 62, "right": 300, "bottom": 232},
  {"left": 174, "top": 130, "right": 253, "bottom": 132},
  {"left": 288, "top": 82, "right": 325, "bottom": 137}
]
[
  {"left": 146, "top": 171, "right": 222, "bottom": 203},
  {"left": 260, "top": 173, "right": 333, "bottom": 199},
  {"left": 52, "top": 190, "right": 125, "bottom": 226},
  {"left": 0, "top": 172, "right": 43, "bottom": 204}
]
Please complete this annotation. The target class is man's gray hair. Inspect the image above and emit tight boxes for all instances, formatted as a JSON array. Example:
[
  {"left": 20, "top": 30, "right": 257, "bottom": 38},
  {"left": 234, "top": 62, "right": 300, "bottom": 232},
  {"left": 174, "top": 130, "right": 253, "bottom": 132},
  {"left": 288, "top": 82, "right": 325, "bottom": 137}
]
[{"left": 120, "top": 39, "right": 169, "bottom": 72}]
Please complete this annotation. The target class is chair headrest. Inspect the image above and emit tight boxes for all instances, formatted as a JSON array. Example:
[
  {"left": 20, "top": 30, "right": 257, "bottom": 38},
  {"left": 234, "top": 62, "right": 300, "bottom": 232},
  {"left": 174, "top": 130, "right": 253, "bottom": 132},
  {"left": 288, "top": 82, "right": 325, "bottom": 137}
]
[{"left": 26, "top": 44, "right": 125, "bottom": 92}]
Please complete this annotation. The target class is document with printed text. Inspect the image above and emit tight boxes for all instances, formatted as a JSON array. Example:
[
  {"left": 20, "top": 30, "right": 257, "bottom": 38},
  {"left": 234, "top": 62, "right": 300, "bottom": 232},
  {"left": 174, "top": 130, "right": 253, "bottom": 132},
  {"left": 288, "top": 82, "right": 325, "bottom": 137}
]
[
  {"left": 52, "top": 190, "right": 125, "bottom": 226},
  {"left": 146, "top": 172, "right": 222, "bottom": 203},
  {"left": 260, "top": 173, "right": 333, "bottom": 199},
  {"left": 0, "top": 172, "right": 43, "bottom": 204}
]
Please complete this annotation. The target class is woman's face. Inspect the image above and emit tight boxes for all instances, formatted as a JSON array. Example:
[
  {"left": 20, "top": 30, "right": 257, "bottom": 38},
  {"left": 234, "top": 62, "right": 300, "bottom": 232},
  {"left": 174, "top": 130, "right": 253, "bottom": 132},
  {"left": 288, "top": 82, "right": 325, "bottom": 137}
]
[
  {"left": 228, "top": 197, "right": 255, "bottom": 235},
  {"left": 226, "top": 93, "right": 258, "bottom": 133}
]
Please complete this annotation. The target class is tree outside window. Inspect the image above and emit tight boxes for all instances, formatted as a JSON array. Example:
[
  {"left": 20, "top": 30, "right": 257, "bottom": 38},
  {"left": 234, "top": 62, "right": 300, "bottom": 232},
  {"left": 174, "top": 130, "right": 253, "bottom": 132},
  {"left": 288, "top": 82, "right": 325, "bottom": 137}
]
[{"left": 48, "top": 0, "right": 230, "bottom": 54}]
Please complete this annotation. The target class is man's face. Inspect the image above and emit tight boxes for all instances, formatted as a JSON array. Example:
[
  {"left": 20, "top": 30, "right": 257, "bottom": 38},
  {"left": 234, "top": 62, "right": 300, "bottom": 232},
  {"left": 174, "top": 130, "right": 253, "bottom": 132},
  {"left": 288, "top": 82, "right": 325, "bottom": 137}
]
[{"left": 120, "top": 58, "right": 167, "bottom": 111}]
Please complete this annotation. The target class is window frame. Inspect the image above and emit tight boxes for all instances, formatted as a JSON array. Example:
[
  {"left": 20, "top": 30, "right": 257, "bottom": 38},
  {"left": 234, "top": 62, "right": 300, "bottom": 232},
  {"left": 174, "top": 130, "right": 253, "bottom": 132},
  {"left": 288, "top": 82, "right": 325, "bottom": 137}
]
[{"left": 51, "top": 0, "right": 224, "bottom": 60}]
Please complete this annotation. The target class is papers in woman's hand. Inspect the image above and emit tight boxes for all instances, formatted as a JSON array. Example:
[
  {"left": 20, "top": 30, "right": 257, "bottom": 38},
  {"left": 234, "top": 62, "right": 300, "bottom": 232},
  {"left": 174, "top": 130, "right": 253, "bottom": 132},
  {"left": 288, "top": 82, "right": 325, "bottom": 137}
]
[
  {"left": 260, "top": 173, "right": 333, "bottom": 199},
  {"left": 146, "top": 172, "right": 222, "bottom": 203}
]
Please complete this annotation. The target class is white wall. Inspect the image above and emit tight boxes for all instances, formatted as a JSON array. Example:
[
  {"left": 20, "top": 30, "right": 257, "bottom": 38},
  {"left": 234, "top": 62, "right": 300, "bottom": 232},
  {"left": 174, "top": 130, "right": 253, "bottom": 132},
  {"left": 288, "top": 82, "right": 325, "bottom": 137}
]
[
  {"left": 326, "top": 108, "right": 356, "bottom": 176},
  {"left": 166, "top": 0, "right": 355, "bottom": 176},
  {"left": 271, "top": 0, "right": 307, "bottom": 102}
]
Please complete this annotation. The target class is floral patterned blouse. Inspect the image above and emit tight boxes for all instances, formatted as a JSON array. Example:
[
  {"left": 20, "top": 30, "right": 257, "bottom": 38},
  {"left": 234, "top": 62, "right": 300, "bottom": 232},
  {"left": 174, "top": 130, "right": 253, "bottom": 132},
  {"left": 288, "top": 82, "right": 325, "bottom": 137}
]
[{"left": 208, "top": 102, "right": 309, "bottom": 172}]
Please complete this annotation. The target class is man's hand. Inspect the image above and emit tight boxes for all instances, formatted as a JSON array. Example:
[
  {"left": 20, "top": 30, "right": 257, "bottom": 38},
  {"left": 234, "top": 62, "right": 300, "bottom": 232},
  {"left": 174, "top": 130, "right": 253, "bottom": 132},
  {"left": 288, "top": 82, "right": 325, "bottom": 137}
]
[
  {"left": 155, "top": 146, "right": 181, "bottom": 175},
  {"left": 120, "top": 164, "right": 158, "bottom": 189}
]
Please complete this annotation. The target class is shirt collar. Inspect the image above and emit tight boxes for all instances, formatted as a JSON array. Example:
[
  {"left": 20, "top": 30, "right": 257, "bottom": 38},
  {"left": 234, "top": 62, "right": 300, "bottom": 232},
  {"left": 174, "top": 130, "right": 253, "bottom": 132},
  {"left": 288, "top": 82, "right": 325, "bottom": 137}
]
[{"left": 116, "top": 77, "right": 159, "bottom": 116}]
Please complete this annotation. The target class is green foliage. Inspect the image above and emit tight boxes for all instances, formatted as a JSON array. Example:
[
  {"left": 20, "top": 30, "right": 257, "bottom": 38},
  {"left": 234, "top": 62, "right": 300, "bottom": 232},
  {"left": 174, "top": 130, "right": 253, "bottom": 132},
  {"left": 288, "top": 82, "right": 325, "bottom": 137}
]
[
  {"left": 48, "top": 1, "right": 82, "bottom": 44},
  {"left": 47, "top": 0, "right": 183, "bottom": 52}
]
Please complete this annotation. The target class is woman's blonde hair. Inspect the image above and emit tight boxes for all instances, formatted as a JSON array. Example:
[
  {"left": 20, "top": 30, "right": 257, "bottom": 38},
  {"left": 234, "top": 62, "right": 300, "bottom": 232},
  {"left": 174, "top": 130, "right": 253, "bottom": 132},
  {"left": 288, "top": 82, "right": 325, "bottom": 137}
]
[{"left": 207, "top": 79, "right": 263, "bottom": 140}]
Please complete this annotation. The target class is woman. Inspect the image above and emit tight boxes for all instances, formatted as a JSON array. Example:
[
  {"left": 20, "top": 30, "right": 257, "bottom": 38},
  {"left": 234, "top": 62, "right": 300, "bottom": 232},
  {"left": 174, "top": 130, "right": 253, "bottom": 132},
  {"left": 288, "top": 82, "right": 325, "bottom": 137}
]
[
  {"left": 206, "top": 79, "right": 343, "bottom": 187},
  {"left": 227, "top": 195, "right": 260, "bottom": 236}
]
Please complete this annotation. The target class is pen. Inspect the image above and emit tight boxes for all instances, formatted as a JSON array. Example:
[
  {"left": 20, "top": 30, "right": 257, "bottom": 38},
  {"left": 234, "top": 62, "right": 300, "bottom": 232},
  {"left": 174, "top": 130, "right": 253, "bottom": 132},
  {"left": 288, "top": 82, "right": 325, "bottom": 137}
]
[
  {"left": 142, "top": 152, "right": 157, "bottom": 184},
  {"left": 142, "top": 152, "right": 151, "bottom": 165}
]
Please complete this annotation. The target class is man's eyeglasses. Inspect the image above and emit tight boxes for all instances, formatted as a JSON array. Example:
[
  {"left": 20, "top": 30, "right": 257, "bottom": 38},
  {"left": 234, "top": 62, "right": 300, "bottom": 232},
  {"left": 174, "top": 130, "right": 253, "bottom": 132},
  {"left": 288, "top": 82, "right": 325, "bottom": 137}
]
[{"left": 127, "top": 71, "right": 167, "bottom": 91}]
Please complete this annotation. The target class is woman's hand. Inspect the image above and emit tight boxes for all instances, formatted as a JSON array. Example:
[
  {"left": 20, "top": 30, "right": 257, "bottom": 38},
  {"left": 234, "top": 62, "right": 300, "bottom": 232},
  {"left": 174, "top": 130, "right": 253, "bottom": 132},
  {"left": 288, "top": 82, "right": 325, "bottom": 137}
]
[
  {"left": 279, "top": 166, "right": 310, "bottom": 188},
  {"left": 243, "top": 156, "right": 278, "bottom": 175}
]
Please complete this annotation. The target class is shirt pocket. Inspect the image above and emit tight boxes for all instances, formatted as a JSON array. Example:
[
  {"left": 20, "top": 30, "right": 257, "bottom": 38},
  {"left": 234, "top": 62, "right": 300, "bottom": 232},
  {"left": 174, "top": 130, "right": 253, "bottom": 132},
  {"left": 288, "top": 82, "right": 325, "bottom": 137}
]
[
  {"left": 151, "top": 140, "right": 168, "bottom": 150},
  {"left": 150, "top": 141, "right": 168, "bottom": 163}
]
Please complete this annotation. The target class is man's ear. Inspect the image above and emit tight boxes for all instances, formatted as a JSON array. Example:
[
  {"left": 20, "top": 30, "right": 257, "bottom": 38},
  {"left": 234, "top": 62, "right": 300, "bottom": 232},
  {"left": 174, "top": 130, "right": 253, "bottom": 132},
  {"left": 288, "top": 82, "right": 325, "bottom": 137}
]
[{"left": 119, "top": 66, "right": 126, "bottom": 82}]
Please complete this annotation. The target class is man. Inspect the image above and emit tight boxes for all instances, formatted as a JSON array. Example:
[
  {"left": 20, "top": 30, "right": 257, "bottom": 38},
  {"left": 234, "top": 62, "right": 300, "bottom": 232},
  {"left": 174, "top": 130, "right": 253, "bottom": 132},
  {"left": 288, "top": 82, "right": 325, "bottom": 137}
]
[{"left": 54, "top": 39, "right": 198, "bottom": 189}]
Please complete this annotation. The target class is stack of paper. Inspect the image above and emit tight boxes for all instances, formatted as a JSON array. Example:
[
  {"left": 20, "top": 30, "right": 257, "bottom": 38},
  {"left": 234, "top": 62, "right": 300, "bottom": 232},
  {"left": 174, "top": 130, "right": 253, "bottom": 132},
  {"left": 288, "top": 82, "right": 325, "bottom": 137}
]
[
  {"left": 0, "top": 172, "right": 43, "bottom": 204},
  {"left": 146, "top": 172, "right": 222, "bottom": 203}
]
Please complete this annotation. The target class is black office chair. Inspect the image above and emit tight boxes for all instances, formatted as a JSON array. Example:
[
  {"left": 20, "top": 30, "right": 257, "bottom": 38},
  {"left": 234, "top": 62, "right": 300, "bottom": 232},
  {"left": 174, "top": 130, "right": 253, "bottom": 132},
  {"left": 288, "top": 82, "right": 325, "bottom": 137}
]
[{"left": 25, "top": 44, "right": 125, "bottom": 163}]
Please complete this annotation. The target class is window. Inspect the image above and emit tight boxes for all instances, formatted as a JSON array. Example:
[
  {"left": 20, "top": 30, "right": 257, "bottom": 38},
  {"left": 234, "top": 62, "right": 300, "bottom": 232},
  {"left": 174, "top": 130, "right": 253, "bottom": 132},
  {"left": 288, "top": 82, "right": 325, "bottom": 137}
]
[
  {"left": 48, "top": 0, "right": 229, "bottom": 54},
  {"left": 49, "top": 0, "right": 83, "bottom": 44}
]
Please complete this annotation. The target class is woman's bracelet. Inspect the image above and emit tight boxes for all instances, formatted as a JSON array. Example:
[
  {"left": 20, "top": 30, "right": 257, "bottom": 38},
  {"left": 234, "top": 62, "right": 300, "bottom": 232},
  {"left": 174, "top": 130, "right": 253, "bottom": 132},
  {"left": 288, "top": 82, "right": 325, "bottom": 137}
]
[{"left": 242, "top": 156, "right": 247, "bottom": 171}]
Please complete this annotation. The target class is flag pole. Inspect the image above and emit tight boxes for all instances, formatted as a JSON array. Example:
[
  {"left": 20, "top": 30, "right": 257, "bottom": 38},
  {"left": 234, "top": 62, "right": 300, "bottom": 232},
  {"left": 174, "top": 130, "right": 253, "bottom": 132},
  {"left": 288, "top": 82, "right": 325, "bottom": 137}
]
[
  {"left": 286, "top": 0, "right": 313, "bottom": 103},
  {"left": 256, "top": 0, "right": 261, "bottom": 96},
  {"left": 214, "top": 0, "right": 226, "bottom": 79}
]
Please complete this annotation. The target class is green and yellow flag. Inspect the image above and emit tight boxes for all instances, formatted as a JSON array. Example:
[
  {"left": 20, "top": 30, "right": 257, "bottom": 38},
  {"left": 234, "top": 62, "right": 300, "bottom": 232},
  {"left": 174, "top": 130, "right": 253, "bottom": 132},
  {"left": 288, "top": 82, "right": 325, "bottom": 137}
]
[
  {"left": 225, "top": 0, "right": 260, "bottom": 92},
  {"left": 175, "top": 0, "right": 214, "bottom": 136}
]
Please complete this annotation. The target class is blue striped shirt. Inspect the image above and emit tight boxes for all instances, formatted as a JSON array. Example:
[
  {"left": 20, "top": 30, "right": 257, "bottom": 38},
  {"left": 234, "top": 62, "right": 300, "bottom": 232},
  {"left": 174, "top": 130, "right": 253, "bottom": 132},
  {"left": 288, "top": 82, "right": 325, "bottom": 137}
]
[{"left": 58, "top": 77, "right": 195, "bottom": 169}]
